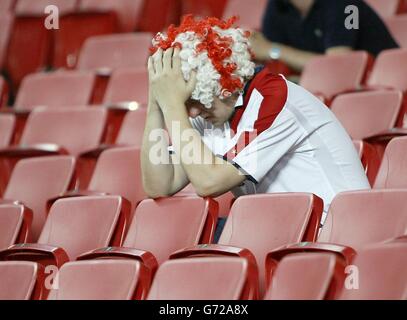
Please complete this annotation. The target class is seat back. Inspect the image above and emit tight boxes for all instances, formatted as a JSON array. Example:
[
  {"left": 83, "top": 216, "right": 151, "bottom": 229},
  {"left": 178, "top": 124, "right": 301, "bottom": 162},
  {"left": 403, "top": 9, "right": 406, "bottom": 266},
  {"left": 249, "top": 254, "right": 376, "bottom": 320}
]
[
  {"left": 331, "top": 90, "right": 402, "bottom": 140},
  {"left": 4, "top": 156, "right": 75, "bottom": 241},
  {"left": 368, "top": 48, "right": 407, "bottom": 91},
  {"left": 319, "top": 190, "right": 407, "bottom": 249},
  {"left": 15, "top": 0, "right": 77, "bottom": 16},
  {"left": 38, "top": 196, "right": 125, "bottom": 260},
  {"left": 386, "top": 15, "right": 407, "bottom": 48},
  {"left": 15, "top": 71, "right": 96, "bottom": 110},
  {"left": 89, "top": 147, "right": 145, "bottom": 213},
  {"left": 365, "top": 0, "right": 401, "bottom": 18},
  {"left": 264, "top": 253, "right": 344, "bottom": 300},
  {"left": 0, "top": 204, "right": 32, "bottom": 250},
  {"left": 0, "top": 0, "right": 16, "bottom": 12},
  {"left": 48, "top": 260, "right": 142, "bottom": 300},
  {"left": 104, "top": 68, "right": 149, "bottom": 106},
  {"left": 339, "top": 243, "right": 407, "bottom": 300},
  {"left": 77, "top": 33, "right": 152, "bottom": 72},
  {"left": 148, "top": 257, "right": 248, "bottom": 300},
  {"left": 353, "top": 140, "right": 381, "bottom": 186},
  {"left": 0, "top": 261, "right": 44, "bottom": 300},
  {"left": 79, "top": 0, "right": 144, "bottom": 32},
  {"left": 222, "top": 0, "right": 268, "bottom": 30},
  {"left": 137, "top": 0, "right": 180, "bottom": 33},
  {"left": 300, "top": 51, "right": 370, "bottom": 100},
  {"left": 0, "top": 12, "right": 13, "bottom": 68},
  {"left": 182, "top": 0, "right": 228, "bottom": 18},
  {"left": 218, "top": 193, "right": 323, "bottom": 295},
  {"left": 374, "top": 137, "right": 407, "bottom": 188},
  {"left": 123, "top": 196, "right": 218, "bottom": 264},
  {"left": 0, "top": 114, "right": 15, "bottom": 147},
  {"left": 115, "top": 109, "right": 147, "bottom": 146},
  {"left": 20, "top": 108, "right": 107, "bottom": 156}
]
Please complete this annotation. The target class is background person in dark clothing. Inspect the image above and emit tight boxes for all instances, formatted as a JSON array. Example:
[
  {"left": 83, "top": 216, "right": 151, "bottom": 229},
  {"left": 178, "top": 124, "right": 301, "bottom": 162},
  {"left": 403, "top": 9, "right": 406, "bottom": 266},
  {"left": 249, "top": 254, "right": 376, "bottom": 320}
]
[{"left": 250, "top": 0, "right": 399, "bottom": 71}]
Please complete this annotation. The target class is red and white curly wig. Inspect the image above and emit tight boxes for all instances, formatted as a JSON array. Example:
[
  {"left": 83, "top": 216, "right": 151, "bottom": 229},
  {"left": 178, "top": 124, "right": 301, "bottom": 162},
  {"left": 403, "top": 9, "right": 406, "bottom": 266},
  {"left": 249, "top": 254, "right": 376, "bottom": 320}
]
[{"left": 151, "top": 15, "right": 255, "bottom": 108}]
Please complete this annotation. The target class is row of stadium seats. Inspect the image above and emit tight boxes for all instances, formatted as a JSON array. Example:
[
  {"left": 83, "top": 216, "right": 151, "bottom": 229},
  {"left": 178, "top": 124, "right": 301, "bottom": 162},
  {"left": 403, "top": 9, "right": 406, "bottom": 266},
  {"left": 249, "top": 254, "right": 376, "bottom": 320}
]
[{"left": 0, "top": 186, "right": 405, "bottom": 299}]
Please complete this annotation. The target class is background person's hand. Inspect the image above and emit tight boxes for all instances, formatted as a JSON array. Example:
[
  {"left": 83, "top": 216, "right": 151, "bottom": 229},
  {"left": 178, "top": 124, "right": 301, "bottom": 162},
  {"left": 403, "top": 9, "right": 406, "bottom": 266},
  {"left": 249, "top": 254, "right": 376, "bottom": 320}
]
[
  {"left": 249, "top": 31, "right": 273, "bottom": 61},
  {"left": 148, "top": 47, "right": 197, "bottom": 113}
]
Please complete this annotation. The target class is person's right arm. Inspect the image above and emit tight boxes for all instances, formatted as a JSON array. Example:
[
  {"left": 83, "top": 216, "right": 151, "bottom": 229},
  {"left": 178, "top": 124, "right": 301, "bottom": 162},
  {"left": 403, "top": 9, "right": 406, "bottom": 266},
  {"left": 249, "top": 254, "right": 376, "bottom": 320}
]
[{"left": 141, "top": 57, "right": 190, "bottom": 198}]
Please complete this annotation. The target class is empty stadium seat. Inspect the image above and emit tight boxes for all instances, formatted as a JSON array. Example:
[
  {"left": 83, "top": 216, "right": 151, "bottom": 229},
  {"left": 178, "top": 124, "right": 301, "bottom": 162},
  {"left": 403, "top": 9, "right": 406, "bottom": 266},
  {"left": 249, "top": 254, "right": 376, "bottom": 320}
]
[
  {"left": 0, "top": 12, "right": 13, "bottom": 69},
  {"left": 51, "top": 147, "right": 145, "bottom": 214},
  {"left": 264, "top": 253, "right": 345, "bottom": 300},
  {"left": 0, "top": 196, "right": 129, "bottom": 268},
  {"left": 0, "top": 204, "right": 32, "bottom": 250},
  {"left": 300, "top": 51, "right": 372, "bottom": 104},
  {"left": 104, "top": 68, "right": 149, "bottom": 107},
  {"left": 0, "top": 114, "right": 15, "bottom": 147},
  {"left": 0, "top": 261, "right": 45, "bottom": 300},
  {"left": 138, "top": 0, "right": 181, "bottom": 33},
  {"left": 365, "top": 0, "right": 401, "bottom": 18},
  {"left": 5, "top": 0, "right": 77, "bottom": 88},
  {"left": 268, "top": 190, "right": 407, "bottom": 268},
  {"left": 222, "top": 0, "right": 268, "bottom": 30},
  {"left": 77, "top": 33, "right": 152, "bottom": 74},
  {"left": 171, "top": 193, "right": 324, "bottom": 297},
  {"left": 338, "top": 244, "right": 407, "bottom": 300},
  {"left": 0, "top": 76, "right": 9, "bottom": 107},
  {"left": 114, "top": 109, "right": 147, "bottom": 146},
  {"left": 2, "top": 156, "right": 75, "bottom": 241},
  {"left": 48, "top": 260, "right": 149, "bottom": 300},
  {"left": 14, "top": 71, "right": 96, "bottom": 110},
  {"left": 182, "top": 0, "right": 228, "bottom": 18},
  {"left": 386, "top": 15, "right": 407, "bottom": 48},
  {"left": 374, "top": 137, "right": 407, "bottom": 188},
  {"left": 148, "top": 257, "right": 250, "bottom": 300},
  {"left": 331, "top": 91, "right": 403, "bottom": 140}
]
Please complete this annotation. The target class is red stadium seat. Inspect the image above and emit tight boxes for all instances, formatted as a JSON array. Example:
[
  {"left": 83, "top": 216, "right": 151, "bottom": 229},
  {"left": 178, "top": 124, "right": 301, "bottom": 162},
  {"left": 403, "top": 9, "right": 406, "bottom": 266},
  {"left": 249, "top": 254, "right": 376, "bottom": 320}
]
[
  {"left": 365, "top": 0, "right": 402, "bottom": 18},
  {"left": 5, "top": 0, "right": 77, "bottom": 89},
  {"left": 338, "top": 244, "right": 407, "bottom": 300},
  {"left": 0, "top": 12, "right": 13, "bottom": 69},
  {"left": 0, "top": 261, "right": 45, "bottom": 300},
  {"left": 54, "top": 147, "right": 145, "bottom": 213},
  {"left": 0, "top": 196, "right": 129, "bottom": 268},
  {"left": 148, "top": 257, "right": 250, "bottom": 300},
  {"left": 77, "top": 196, "right": 219, "bottom": 281},
  {"left": 79, "top": 0, "right": 144, "bottom": 32},
  {"left": 138, "top": 0, "right": 181, "bottom": 33},
  {"left": 0, "top": 204, "right": 32, "bottom": 250},
  {"left": 268, "top": 190, "right": 407, "bottom": 268},
  {"left": 182, "top": 0, "right": 228, "bottom": 19},
  {"left": 114, "top": 109, "right": 147, "bottom": 146},
  {"left": 14, "top": 71, "right": 96, "bottom": 111},
  {"left": 171, "top": 193, "right": 324, "bottom": 298},
  {"left": 264, "top": 253, "right": 345, "bottom": 300},
  {"left": 353, "top": 140, "right": 381, "bottom": 186},
  {"left": 0, "top": 114, "right": 15, "bottom": 147},
  {"left": 386, "top": 15, "right": 407, "bottom": 48},
  {"left": 77, "top": 33, "right": 152, "bottom": 74},
  {"left": 104, "top": 68, "right": 149, "bottom": 107},
  {"left": 2, "top": 156, "right": 75, "bottom": 241},
  {"left": 0, "top": 0, "right": 16, "bottom": 12},
  {"left": 331, "top": 91, "right": 403, "bottom": 140},
  {"left": 48, "top": 260, "right": 149, "bottom": 300},
  {"left": 374, "top": 137, "right": 407, "bottom": 188},
  {"left": 300, "top": 51, "right": 372, "bottom": 105},
  {"left": 222, "top": 0, "right": 268, "bottom": 30}
]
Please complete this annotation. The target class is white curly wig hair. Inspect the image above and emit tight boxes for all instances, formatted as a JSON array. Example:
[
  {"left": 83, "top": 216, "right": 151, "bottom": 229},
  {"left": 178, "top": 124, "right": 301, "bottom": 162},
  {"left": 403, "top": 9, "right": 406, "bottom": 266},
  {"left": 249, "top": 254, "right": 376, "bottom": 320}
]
[{"left": 151, "top": 16, "right": 256, "bottom": 108}]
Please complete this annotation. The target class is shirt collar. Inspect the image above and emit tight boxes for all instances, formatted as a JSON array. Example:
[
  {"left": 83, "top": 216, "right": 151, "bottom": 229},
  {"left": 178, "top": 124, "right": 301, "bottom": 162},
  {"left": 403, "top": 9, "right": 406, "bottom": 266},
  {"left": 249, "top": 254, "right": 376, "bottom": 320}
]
[{"left": 234, "top": 94, "right": 244, "bottom": 109}]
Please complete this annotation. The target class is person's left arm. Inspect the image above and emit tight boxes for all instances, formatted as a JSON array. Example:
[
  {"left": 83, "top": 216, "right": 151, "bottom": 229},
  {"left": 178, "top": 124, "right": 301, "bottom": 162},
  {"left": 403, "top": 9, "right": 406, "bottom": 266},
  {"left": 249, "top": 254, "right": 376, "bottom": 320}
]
[{"left": 149, "top": 48, "right": 246, "bottom": 198}]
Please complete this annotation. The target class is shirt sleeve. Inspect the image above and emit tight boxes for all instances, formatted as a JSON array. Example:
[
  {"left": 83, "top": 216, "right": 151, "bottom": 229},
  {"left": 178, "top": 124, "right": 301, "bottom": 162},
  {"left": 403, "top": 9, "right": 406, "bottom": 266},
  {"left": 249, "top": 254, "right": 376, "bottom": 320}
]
[
  {"left": 322, "top": 0, "right": 358, "bottom": 50},
  {"left": 261, "top": 0, "right": 286, "bottom": 43}
]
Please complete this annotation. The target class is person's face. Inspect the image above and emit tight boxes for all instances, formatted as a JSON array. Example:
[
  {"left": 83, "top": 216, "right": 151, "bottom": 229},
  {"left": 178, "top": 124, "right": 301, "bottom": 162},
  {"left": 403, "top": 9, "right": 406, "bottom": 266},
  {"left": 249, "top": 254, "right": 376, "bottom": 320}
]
[{"left": 186, "top": 95, "right": 238, "bottom": 127}]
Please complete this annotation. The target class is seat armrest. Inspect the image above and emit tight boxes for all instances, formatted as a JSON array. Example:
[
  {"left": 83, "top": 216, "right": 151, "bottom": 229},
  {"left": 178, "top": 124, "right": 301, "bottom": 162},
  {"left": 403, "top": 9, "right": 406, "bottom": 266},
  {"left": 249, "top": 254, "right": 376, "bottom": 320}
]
[{"left": 0, "top": 243, "right": 70, "bottom": 269}]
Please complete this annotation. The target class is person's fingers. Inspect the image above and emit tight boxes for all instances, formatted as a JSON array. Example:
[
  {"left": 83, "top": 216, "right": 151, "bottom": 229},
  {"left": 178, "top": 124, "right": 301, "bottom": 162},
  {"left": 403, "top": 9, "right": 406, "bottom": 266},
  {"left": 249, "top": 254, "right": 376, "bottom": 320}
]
[
  {"left": 172, "top": 48, "right": 181, "bottom": 72},
  {"left": 147, "top": 56, "right": 155, "bottom": 77},
  {"left": 163, "top": 47, "right": 174, "bottom": 72},
  {"left": 187, "top": 71, "right": 198, "bottom": 93},
  {"left": 153, "top": 48, "right": 163, "bottom": 73}
]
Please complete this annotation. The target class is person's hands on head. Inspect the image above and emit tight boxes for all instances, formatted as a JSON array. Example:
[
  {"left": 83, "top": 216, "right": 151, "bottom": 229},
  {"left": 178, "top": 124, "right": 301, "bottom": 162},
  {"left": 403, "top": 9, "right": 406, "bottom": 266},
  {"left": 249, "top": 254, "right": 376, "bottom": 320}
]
[{"left": 148, "top": 47, "right": 197, "bottom": 113}]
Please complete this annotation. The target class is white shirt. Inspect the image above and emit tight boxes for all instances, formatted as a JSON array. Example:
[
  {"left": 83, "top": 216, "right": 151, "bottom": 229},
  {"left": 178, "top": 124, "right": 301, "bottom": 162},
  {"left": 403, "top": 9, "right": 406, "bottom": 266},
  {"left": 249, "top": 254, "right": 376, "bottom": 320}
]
[{"left": 191, "top": 70, "right": 370, "bottom": 222}]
